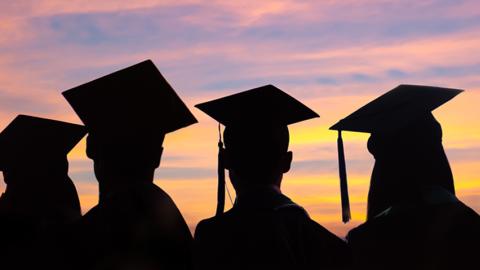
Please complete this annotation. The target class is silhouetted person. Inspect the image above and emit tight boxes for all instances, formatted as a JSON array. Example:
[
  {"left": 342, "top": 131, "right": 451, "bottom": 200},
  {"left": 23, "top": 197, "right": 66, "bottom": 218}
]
[
  {"left": 62, "top": 60, "right": 197, "bottom": 270},
  {"left": 194, "top": 85, "right": 351, "bottom": 270},
  {"left": 0, "top": 115, "right": 85, "bottom": 270},
  {"left": 330, "top": 84, "right": 480, "bottom": 270}
]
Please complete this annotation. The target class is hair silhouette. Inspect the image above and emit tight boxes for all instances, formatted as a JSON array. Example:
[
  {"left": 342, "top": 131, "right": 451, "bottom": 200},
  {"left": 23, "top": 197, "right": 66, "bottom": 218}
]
[
  {"left": 348, "top": 114, "right": 480, "bottom": 270},
  {"left": 366, "top": 113, "right": 454, "bottom": 219}
]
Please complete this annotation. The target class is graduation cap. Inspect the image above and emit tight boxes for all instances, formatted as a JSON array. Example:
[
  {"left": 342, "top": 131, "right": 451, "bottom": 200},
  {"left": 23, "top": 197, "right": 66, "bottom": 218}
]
[
  {"left": 0, "top": 115, "right": 86, "bottom": 169},
  {"left": 195, "top": 84, "right": 319, "bottom": 216},
  {"left": 330, "top": 84, "right": 463, "bottom": 223},
  {"left": 62, "top": 60, "right": 197, "bottom": 139}
]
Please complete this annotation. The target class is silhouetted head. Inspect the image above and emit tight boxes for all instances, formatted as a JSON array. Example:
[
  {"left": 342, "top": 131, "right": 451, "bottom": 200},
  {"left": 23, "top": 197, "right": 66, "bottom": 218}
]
[
  {"left": 62, "top": 60, "right": 197, "bottom": 198},
  {"left": 0, "top": 115, "right": 86, "bottom": 176},
  {"left": 195, "top": 84, "right": 319, "bottom": 200},
  {"left": 2, "top": 157, "right": 69, "bottom": 208},
  {"left": 2, "top": 156, "right": 81, "bottom": 222},
  {"left": 366, "top": 113, "right": 454, "bottom": 219},
  {"left": 223, "top": 124, "right": 293, "bottom": 191},
  {"left": 3, "top": 155, "right": 69, "bottom": 184},
  {"left": 86, "top": 133, "right": 165, "bottom": 187}
]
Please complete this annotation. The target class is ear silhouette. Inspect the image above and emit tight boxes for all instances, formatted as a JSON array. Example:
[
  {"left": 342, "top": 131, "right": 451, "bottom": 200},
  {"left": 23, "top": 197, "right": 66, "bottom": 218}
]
[
  {"left": 154, "top": 146, "right": 164, "bottom": 168},
  {"left": 281, "top": 151, "right": 293, "bottom": 173},
  {"left": 86, "top": 135, "right": 95, "bottom": 159}
]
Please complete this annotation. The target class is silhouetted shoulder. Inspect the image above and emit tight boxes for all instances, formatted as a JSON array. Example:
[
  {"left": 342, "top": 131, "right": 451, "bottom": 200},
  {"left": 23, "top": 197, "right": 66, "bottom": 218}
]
[
  {"left": 347, "top": 194, "right": 480, "bottom": 270},
  {"left": 348, "top": 192, "right": 479, "bottom": 240},
  {"left": 194, "top": 208, "right": 243, "bottom": 240},
  {"left": 194, "top": 197, "right": 311, "bottom": 243},
  {"left": 84, "top": 182, "right": 193, "bottom": 243},
  {"left": 138, "top": 183, "right": 180, "bottom": 210},
  {"left": 195, "top": 204, "right": 350, "bottom": 270},
  {"left": 286, "top": 211, "right": 350, "bottom": 269},
  {"left": 78, "top": 183, "right": 193, "bottom": 270}
]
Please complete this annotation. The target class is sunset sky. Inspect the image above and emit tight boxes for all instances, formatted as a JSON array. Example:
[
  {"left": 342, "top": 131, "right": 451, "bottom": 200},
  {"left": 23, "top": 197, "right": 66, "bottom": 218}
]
[{"left": 0, "top": 0, "right": 479, "bottom": 237}]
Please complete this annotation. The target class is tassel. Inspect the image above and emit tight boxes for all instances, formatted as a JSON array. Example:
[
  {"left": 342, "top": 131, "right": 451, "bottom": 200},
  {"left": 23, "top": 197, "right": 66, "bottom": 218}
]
[
  {"left": 337, "top": 130, "right": 351, "bottom": 223},
  {"left": 216, "top": 123, "right": 225, "bottom": 217}
]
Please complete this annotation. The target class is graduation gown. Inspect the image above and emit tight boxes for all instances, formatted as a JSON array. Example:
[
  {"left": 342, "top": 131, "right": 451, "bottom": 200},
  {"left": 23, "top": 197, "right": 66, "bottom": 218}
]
[
  {"left": 0, "top": 191, "right": 81, "bottom": 270},
  {"left": 0, "top": 204, "right": 40, "bottom": 270},
  {"left": 194, "top": 188, "right": 350, "bottom": 270},
  {"left": 77, "top": 182, "right": 193, "bottom": 270},
  {"left": 347, "top": 186, "right": 480, "bottom": 270}
]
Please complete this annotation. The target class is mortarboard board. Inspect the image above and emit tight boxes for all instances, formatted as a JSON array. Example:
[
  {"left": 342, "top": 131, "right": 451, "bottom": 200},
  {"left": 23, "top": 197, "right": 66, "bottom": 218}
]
[
  {"left": 62, "top": 60, "right": 197, "bottom": 138},
  {"left": 196, "top": 84, "right": 319, "bottom": 127},
  {"left": 330, "top": 84, "right": 463, "bottom": 223},
  {"left": 195, "top": 84, "right": 319, "bottom": 216},
  {"left": 0, "top": 115, "right": 86, "bottom": 169}
]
